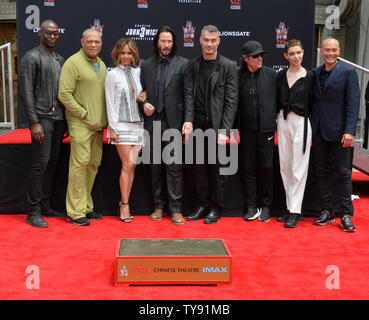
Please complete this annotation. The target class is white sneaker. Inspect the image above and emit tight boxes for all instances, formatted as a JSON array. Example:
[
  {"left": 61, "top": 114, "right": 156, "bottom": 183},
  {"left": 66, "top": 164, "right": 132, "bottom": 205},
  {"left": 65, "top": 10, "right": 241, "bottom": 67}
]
[{"left": 244, "top": 207, "right": 261, "bottom": 221}]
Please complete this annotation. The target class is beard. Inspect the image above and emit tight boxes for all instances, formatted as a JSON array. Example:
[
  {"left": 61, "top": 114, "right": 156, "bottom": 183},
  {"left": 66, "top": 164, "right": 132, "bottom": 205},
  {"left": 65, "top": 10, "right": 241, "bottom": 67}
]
[{"left": 159, "top": 47, "right": 172, "bottom": 57}]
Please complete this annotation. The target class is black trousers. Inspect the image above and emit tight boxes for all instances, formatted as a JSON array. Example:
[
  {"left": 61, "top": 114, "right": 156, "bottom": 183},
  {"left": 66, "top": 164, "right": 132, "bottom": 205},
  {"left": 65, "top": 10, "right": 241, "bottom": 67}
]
[
  {"left": 239, "top": 130, "right": 274, "bottom": 209},
  {"left": 313, "top": 134, "right": 353, "bottom": 217},
  {"left": 363, "top": 103, "right": 369, "bottom": 149},
  {"left": 28, "top": 117, "right": 66, "bottom": 216},
  {"left": 149, "top": 113, "right": 183, "bottom": 214},
  {"left": 191, "top": 121, "right": 228, "bottom": 213}
]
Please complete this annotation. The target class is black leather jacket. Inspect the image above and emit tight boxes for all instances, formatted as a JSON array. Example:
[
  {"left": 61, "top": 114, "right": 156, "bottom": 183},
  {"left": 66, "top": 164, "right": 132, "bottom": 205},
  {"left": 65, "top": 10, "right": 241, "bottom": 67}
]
[
  {"left": 238, "top": 65, "right": 277, "bottom": 133},
  {"left": 19, "top": 45, "right": 64, "bottom": 125},
  {"left": 190, "top": 54, "right": 239, "bottom": 132}
]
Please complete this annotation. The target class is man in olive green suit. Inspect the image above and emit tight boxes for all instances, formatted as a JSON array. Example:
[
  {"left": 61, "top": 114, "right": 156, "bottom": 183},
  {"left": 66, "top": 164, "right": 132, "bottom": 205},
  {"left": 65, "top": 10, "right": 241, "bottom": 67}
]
[{"left": 58, "top": 29, "right": 107, "bottom": 226}]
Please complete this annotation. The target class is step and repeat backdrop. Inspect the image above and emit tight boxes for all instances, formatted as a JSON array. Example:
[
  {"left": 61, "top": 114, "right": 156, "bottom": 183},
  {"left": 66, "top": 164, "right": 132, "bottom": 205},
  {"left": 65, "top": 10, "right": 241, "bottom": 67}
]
[{"left": 17, "top": 0, "right": 314, "bottom": 128}]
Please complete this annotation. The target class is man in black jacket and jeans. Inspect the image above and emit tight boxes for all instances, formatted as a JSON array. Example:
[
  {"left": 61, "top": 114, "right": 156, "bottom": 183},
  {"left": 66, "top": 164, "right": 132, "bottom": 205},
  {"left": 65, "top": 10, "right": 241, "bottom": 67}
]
[
  {"left": 186, "top": 25, "right": 238, "bottom": 224},
  {"left": 238, "top": 40, "right": 277, "bottom": 222},
  {"left": 19, "top": 20, "right": 66, "bottom": 228}
]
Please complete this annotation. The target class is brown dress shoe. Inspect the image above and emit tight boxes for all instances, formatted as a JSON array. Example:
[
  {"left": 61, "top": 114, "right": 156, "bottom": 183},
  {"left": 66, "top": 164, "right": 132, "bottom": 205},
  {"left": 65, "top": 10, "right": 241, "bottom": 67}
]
[
  {"left": 171, "top": 213, "right": 184, "bottom": 225},
  {"left": 151, "top": 208, "right": 165, "bottom": 221}
]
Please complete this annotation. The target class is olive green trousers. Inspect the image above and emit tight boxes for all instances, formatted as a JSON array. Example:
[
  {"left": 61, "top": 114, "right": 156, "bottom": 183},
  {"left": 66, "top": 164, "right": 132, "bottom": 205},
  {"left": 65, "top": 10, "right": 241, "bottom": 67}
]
[{"left": 66, "top": 120, "right": 103, "bottom": 220}]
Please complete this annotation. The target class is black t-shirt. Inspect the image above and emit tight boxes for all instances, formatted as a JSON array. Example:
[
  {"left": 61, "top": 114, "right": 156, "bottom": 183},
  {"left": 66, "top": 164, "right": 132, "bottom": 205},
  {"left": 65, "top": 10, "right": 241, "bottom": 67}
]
[
  {"left": 195, "top": 58, "right": 216, "bottom": 123},
  {"left": 239, "top": 69, "right": 260, "bottom": 131},
  {"left": 49, "top": 52, "right": 64, "bottom": 120},
  {"left": 319, "top": 67, "right": 332, "bottom": 91}
]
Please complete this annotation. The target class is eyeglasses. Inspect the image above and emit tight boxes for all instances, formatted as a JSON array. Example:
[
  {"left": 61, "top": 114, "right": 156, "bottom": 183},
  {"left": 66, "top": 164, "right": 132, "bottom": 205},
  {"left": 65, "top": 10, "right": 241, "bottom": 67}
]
[{"left": 250, "top": 53, "right": 264, "bottom": 59}]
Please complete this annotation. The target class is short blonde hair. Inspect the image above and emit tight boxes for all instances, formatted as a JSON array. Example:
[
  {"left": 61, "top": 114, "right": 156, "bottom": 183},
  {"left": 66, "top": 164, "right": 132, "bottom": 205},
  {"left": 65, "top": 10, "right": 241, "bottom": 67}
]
[{"left": 111, "top": 38, "right": 139, "bottom": 67}]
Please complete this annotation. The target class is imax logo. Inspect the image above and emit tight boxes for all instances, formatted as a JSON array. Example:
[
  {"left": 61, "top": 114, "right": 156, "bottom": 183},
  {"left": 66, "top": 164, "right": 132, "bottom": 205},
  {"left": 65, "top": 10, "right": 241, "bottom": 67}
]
[{"left": 202, "top": 267, "right": 228, "bottom": 273}]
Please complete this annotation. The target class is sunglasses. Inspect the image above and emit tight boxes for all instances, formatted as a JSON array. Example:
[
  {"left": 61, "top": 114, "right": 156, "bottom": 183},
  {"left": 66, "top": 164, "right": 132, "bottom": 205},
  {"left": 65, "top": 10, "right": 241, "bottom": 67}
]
[{"left": 250, "top": 52, "right": 264, "bottom": 59}]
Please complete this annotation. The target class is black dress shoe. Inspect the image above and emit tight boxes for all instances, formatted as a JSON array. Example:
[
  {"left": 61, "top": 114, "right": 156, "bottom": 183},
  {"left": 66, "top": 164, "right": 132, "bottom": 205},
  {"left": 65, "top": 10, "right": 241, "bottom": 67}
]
[
  {"left": 26, "top": 215, "right": 48, "bottom": 228},
  {"left": 284, "top": 213, "right": 301, "bottom": 228},
  {"left": 314, "top": 210, "right": 334, "bottom": 226},
  {"left": 187, "top": 206, "right": 209, "bottom": 221},
  {"left": 340, "top": 215, "right": 355, "bottom": 232},
  {"left": 278, "top": 211, "right": 304, "bottom": 223},
  {"left": 86, "top": 211, "right": 103, "bottom": 220},
  {"left": 66, "top": 216, "right": 90, "bottom": 226},
  {"left": 42, "top": 209, "right": 66, "bottom": 217},
  {"left": 204, "top": 209, "right": 220, "bottom": 224},
  {"left": 277, "top": 212, "right": 289, "bottom": 222}
]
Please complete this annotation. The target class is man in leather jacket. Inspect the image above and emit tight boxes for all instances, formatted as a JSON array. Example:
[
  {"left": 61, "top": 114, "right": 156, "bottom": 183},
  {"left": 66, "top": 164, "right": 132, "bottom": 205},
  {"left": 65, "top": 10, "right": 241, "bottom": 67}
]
[
  {"left": 19, "top": 20, "right": 66, "bottom": 228},
  {"left": 186, "top": 25, "right": 238, "bottom": 224},
  {"left": 238, "top": 40, "right": 277, "bottom": 223}
]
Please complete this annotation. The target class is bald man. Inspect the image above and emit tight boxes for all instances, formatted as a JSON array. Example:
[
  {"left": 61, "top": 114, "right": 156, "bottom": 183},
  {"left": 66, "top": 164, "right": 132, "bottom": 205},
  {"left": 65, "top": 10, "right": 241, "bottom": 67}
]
[
  {"left": 19, "top": 19, "right": 67, "bottom": 228},
  {"left": 311, "top": 38, "right": 360, "bottom": 232},
  {"left": 58, "top": 29, "right": 108, "bottom": 226}
]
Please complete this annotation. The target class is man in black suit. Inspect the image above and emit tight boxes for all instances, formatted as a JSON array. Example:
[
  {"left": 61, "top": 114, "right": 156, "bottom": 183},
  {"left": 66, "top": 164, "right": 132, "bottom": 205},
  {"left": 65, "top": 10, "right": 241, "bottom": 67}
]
[
  {"left": 140, "top": 26, "right": 194, "bottom": 225},
  {"left": 186, "top": 25, "right": 238, "bottom": 224},
  {"left": 311, "top": 38, "right": 360, "bottom": 232}
]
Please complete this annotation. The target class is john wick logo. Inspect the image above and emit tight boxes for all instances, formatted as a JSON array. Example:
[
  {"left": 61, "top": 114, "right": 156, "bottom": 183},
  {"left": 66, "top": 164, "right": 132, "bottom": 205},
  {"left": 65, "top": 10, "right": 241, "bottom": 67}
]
[
  {"left": 125, "top": 24, "right": 157, "bottom": 40},
  {"left": 275, "top": 22, "right": 289, "bottom": 48},
  {"left": 91, "top": 19, "right": 104, "bottom": 37},
  {"left": 183, "top": 20, "right": 196, "bottom": 47},
  {"left": 137, "top": 0, "right": 148, "bottom": 8},
  {"left": 230, "top": 0, "right": 241, "bottom": 10}
]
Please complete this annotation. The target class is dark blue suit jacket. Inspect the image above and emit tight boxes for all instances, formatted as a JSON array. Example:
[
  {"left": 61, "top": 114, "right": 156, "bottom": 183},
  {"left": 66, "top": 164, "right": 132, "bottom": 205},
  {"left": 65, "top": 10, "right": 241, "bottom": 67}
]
[{"left": 311, "top": 60, "right": 360, "bottom": 142}]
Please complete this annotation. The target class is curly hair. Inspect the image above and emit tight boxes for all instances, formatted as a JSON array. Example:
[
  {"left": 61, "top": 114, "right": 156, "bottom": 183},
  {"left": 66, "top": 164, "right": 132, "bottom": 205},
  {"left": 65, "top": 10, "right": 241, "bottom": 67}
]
[{"left": 111, "top": 38, "right": 140, "bottom": 66}]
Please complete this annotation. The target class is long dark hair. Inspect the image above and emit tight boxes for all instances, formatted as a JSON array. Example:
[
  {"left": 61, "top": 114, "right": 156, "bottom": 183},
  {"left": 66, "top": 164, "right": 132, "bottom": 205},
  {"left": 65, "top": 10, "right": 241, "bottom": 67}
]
[{"left": 153, "top": 26, "right": 178, "bottom": 56}]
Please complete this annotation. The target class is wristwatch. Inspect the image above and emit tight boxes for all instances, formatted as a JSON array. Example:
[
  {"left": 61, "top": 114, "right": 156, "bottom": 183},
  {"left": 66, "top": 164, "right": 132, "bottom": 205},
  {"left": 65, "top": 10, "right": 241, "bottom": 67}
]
[{"left": 83, "top": 111, "right": 88, "bottom": 119}]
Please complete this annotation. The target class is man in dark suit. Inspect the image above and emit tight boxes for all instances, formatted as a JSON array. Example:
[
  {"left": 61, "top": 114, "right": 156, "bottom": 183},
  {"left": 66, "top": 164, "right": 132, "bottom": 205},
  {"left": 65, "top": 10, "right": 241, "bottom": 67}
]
[
  {"left": 311, "top": 38, "right": 360, "bottom": 232},
  {"left": 140, "top": 26, "right": 194, "bottom": 225},
  {"left": 186, "top": 25, "right": 238, "bottom": 224}
]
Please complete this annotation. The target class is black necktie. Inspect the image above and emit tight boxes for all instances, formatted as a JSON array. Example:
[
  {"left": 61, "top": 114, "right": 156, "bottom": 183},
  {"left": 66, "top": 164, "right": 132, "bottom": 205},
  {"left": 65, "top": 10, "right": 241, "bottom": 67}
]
[{"left": 157, "top": 59, "right": 168, "bottom": 113}]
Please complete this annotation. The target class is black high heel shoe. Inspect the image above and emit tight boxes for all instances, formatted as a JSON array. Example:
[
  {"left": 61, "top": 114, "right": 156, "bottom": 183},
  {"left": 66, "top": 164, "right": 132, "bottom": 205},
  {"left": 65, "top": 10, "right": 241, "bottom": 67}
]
[{"left": 118, "top": 201, "right": 133, "bottom": 223}]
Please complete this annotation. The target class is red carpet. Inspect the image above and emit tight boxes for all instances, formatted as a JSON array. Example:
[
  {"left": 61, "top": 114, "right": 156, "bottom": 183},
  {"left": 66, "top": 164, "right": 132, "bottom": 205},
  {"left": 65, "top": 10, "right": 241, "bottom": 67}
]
[
  {"left": 0, "top": 129, "right": 109, "bottom": 144},
  {"left": 0, "top": 171, "right": 368, "bottom": 300}
]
